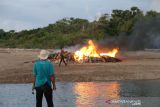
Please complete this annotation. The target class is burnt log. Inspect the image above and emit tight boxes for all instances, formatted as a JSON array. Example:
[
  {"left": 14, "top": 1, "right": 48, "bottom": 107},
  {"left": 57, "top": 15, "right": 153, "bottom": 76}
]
[
  {"left": 101, "top": 56, "right": 122, "bottom": 62},
  {"left": 87, "top": 57, "right": 104, "bottom": 63}
]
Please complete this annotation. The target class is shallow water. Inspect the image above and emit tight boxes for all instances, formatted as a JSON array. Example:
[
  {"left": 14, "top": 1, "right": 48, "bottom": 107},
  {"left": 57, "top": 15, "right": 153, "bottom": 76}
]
[{"left": 0, "top": 80, "right": 160, "bottom": 107}]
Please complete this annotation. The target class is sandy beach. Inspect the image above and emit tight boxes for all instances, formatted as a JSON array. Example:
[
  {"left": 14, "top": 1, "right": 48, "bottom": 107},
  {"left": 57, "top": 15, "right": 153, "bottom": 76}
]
[{"left": 0, "top": 48, "right": 160, "bottom": 83}]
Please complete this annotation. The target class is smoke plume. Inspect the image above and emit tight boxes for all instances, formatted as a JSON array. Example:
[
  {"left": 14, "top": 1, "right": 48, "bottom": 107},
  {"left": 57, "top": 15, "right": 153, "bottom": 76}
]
[{"left": 99, "top": 16, "right": 160, "bottom": 50}]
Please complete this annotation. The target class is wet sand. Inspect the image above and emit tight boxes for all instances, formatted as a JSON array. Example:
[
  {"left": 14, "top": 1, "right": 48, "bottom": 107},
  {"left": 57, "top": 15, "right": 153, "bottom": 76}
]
[{"left": 0, "top": 48, "right": 160, "bottom": 83}]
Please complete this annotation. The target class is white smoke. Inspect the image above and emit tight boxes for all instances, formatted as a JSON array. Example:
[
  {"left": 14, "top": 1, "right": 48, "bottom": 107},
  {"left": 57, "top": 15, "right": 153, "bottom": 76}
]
[{"left": 95, "top": 12, "right": 103, "bottom": 21}]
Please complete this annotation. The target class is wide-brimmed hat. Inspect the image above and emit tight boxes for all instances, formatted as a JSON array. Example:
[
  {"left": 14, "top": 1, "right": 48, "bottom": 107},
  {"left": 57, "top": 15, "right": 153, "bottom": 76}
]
[{"left": 38, "top": 50, "right": 49, "bottom": 60}]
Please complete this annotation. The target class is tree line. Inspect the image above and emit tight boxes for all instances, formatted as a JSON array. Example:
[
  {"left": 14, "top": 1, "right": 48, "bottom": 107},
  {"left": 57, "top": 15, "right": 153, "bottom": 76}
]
[{"left": 0, "top": 7, "right": 160, "bottom": 49}]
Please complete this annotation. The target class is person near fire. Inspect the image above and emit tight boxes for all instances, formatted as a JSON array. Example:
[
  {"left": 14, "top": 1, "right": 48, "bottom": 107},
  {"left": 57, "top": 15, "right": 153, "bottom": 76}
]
[
  {"left": 59, "top": 47, "right": 67, "bottom": 66},
  {"left": 32, "top": 50, "right": 56, "bottom": 107}
]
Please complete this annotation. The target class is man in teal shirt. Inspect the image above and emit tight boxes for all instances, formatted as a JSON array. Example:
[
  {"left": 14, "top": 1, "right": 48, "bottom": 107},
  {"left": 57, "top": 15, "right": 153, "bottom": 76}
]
[{"left": 32, "top": 50, "right": 56, "bottom": 107}]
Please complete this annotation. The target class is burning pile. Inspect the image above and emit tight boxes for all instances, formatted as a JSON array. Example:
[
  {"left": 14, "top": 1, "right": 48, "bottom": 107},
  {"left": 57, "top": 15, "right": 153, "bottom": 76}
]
[
  {"left": 49, "top": 40, "right": 121, "bottom": 63},
  {"left": 73, "top": 40, "right": 121, "bottom": 63}
]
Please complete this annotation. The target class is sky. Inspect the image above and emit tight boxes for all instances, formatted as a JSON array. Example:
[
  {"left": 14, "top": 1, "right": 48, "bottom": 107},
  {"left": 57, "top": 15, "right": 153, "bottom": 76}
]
[{"left": 0, "top": 0, "right": 160, "bottom": 31}]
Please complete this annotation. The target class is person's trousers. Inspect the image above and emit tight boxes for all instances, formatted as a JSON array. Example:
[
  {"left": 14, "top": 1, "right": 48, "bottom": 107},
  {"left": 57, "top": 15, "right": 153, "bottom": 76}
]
[
  {"left": 59, "top": 57, "right": 67, "bottom": 66},
  {"left": 35, "top": 84, "right": 54, "bottom": 107}
]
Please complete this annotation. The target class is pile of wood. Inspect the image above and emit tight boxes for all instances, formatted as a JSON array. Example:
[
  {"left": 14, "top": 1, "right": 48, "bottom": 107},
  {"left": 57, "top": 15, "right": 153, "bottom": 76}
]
[
  {"left": 102, "top": 56, "right": 122, "bottom": 62},
  {"left": 86, "top": 56, "right": 121, "bottom": 63},
  {"left": 48, "top": 51, "right": 121, "bottom": 63}
]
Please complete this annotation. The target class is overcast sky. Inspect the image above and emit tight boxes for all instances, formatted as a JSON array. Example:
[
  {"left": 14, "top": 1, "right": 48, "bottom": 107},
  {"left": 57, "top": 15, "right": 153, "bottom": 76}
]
[{"left": 0, "top": 0, "right": 160, "bottom": 31}]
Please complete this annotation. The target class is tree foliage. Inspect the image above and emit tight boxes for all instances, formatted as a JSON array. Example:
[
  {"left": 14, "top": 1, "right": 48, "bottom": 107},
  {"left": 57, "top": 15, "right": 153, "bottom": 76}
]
[{"left": 0, "top": 7, "right": 160, "bottom": 48}]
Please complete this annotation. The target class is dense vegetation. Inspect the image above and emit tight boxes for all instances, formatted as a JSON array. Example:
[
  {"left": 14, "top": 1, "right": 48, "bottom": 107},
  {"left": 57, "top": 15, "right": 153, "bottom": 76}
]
[{"left": 0, "top": 7, "right": 160, "bottom": 49}]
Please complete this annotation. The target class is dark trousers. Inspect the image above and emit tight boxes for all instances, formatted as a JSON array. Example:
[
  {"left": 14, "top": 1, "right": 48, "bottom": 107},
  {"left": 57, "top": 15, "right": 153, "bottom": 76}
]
[
  {"left": 59, "top": 56, "right": 67, "bottom": 66},
  {"left": 36, "top": 84, "right": 54, "bottom": 107}
]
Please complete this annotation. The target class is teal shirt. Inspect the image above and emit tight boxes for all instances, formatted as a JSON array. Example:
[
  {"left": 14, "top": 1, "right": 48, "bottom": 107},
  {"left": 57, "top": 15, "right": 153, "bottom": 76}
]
[{"left": 33, "top": 60, "right": 54, "bottom": 87}]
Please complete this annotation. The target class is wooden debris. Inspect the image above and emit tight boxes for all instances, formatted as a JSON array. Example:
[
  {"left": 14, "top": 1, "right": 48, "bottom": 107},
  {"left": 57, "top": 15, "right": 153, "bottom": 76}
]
[{"left": 49, "top": 51, "right": 121, "bottom": 63}]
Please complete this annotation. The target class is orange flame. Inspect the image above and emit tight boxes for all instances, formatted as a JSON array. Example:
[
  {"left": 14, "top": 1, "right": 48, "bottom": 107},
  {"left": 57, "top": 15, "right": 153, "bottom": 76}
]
[
  {"left": 100, "top": 48, "right": 118, "bottom": 57},
  {"left": 74, "top": 40, "right": 119, "bottom": 62}
]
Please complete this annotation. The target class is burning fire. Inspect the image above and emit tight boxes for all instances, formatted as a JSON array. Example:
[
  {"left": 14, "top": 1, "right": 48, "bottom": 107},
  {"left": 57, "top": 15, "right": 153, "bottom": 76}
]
[
  {"left": 74, "top": 40, "right": 119, "bottom": 62},
  {"left": 100, "top": 48, "right": 118, "bottom": 57}
]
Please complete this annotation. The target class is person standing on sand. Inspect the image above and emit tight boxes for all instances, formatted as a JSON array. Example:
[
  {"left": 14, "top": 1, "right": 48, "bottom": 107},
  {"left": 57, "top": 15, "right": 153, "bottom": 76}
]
[
  {"left": 59, "top": 48, "right": 67, "bottom": 66},
  {"left": 32, "top": 50, "right": 56, "bottom": 107}
]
